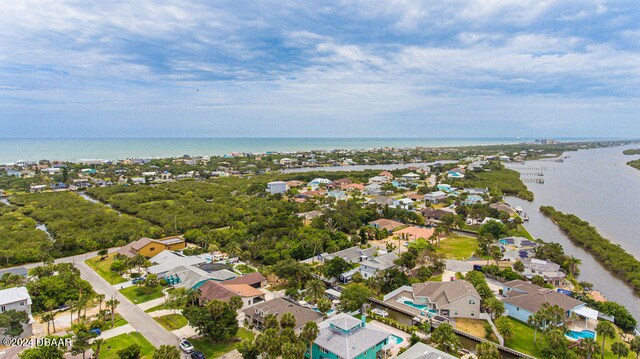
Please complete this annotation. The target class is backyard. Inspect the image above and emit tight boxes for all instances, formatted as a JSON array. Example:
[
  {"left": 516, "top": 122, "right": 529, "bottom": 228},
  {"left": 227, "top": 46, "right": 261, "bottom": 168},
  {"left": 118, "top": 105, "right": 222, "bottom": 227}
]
[
  {"left": 86, "top": 253, "right": 127, "bottom": 285},
  {"left": 95, "top": 332, "right": 155, "bottom": 359},
  {"left": 119, "top": 285, "right": 164, "bottom": 304},
  {"left": 438, "top": 234, "right": 479, "bottom": 260},
  {"left": 191, "top": 328, "right": 255, "bottom": 357}
]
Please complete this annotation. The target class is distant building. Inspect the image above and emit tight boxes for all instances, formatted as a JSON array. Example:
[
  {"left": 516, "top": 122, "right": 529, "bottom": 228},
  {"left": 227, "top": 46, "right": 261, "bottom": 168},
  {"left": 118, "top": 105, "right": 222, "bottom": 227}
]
[
  {"left": 358, "top": 252, "right": 398, "bottom": 279},
  {"left": 0, "top": 287, "right": 34, "bottom": 337},
  {"left": 368, "top": 218, "right": 404, "bottom": 232},
  {"left": 364, "top": 183, "right": 383, "bottom": 196},
  {"left": 401, "top": 172, "right": 421, "bottom": 181},
  {"left": 117, "top": 235, "right": 187, "bottom": 258},
  {"left": 266, "top": 181, "right": 287, "bottom": 194},
  {"left": 520, "top": 258, "right": 566, "bottom": 286},
  {"left": 424, "top": 191, "right": 447, "bottom": 204}
]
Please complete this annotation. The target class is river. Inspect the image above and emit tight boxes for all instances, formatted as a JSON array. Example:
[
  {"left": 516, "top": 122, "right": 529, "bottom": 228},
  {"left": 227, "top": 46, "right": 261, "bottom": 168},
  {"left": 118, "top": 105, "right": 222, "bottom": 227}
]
[{"left": 506, "top": 144, "right": 640, "bottom": 321}]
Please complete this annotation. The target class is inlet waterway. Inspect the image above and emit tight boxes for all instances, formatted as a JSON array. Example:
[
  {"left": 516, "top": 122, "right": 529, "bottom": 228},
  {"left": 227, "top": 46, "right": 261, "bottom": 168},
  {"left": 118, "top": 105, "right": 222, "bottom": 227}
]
[{"left": 506, "top": 144, "right": 640, "bottom": 322}]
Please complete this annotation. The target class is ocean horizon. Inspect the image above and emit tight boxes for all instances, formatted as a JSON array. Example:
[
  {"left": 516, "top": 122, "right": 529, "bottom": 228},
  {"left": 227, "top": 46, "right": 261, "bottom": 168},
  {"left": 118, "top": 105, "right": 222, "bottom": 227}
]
[{"left": 0, "top": 136, "right": 618, "bottom": 164}]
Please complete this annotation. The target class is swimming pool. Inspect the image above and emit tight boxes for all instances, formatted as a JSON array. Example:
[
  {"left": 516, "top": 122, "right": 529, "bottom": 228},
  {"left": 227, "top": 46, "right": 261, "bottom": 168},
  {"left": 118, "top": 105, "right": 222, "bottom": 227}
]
[
  {"left": 312, "top": 307, "right": 335, "bottom": 315},
  {"left": 391, "top": 335, "right": 404, "bottom": 344},
  {"left": 400, "top": 300, "right": 437, "bottom": 314},
  {"left": 566, "top": 329, "right": 596, "bottom": 340}
]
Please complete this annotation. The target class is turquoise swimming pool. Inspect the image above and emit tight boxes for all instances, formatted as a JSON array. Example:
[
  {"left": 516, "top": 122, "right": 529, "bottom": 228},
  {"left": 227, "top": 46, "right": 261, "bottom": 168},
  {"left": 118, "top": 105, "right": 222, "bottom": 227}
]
[
  {"left": 566, "top": 330, "right": 596, "bottom": 340},
  {"left": 391, "top": 334, "right": 404, "bottom": 344},
  {"left": 400, "top": 300, "right": 437, "bottom": 314}
]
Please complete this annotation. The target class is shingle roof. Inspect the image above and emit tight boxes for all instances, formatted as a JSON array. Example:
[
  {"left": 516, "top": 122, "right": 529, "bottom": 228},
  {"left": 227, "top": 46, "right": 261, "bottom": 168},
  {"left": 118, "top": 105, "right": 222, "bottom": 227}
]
[
  {"left": 396, "top": 342, "right": 458, "bottom": 359},
  {"left": 368, "top": 218, "right": 404, "bottom": 231},
  {"left": 242, "top": 298, "right": 323, "bottom": 331},
  {"left": 225, "top": 272, "right": 266, "bottom": 286},
  {"left": 361, "top": 252, "right": 398, "bottom": 270},
  {"left": 324, "top": 246, "right": 377, "bottom": 263},
  {"left": 503, "top": 280, "right": 584, "bottom": 313},
  {"left": 412, "top": 280, "right": 480, "bottom": 309}
]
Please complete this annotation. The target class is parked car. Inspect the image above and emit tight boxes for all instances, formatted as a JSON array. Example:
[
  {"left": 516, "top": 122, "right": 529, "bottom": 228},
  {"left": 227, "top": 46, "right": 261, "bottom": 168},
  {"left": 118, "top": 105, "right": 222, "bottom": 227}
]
[
  {"left": 191, "top": 351, "right": 206, "bottom": 359},
  {"left": 179, "top": 338, "right": 194, "bottom": 354},
  {"left": 89, "top": 328, "right": 101, "bottom": 336}
]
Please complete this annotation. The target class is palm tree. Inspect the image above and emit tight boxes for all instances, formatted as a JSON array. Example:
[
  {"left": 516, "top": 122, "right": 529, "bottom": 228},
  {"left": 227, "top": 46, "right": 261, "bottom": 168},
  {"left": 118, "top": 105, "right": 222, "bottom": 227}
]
[
  {"left": 494, "top": 316, "right": 514, "bottom": 343},
  {"left": 44, "top": 298, "right": 57, "bottom": 333},
  {"left": 563, "top": 256, "right": 582, "bottom": 276},
  {"left": 476, "top": 342, "right": 500, "bottom": 359},
  {"left": 305, "top": 279, "right": 325, "bottom": 302},
  {"left": 96, "top": 293, "right": 106, "bottom": 313},
  {"left": 106, "top": 297, "right": 120, "bottom": 327},
  {"left": 597, "top": 321, "right": 616, "bottom": 359},
  {"left": 300, "top": 321, "right": 319, "bottom": 358},
  {"left": 611, "top": 342, "right": 629, "bottom": 359},
  {"left": 629, "top": 336, "right": 640, "bottom": 359},
  {"left": 66, "top": 300, "right": 76, "bottom": 325},
  {"left": 41, "top": 313, "right": 52, "bottom": 335},
  {"left": 431, "top": 323, "right": 461, "bottom": 354},
  {"left": 484, "top": 297, "right": 505, "bottom": 319},
  {"left": 528, "top": 311, "right": 545, "bottom": 344},
  {"left": 577, "top": 338, "right": 601, "bottom": 359},
  {"left": 94, "top": 339, "right": 104, "bottom": 359}
]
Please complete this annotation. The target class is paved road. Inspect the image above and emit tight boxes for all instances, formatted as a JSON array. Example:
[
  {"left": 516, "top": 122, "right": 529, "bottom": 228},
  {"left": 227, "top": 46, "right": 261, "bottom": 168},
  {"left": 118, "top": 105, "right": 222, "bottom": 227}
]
[
  {"left": 18, "top": 247, "right": 121, "bottom": 270},
  {"left": 75, "top": 260, "right": 179, "bottom": 348}
]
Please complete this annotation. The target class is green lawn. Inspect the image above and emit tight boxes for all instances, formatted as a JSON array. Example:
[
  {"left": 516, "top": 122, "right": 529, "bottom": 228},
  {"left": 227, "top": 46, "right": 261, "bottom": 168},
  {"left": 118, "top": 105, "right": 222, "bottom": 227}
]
[
  {"left": 86, "top": 254, "right": 127, "bottom": 285},
  {"left": 119, "top": 285, "right": 164, "bottom": 304},
  {"left": 102, "top": 313, "right": 128, "bottom": 330},
  {"left": 438, "top": 234, "right": 479, "bottom": 260},
  {"left": 144, "top": 304, "right": 166, "bottom": 313},
  {"left": 505, "top": 317, "right": 628, "bottom": 359},
  {"left": 95, "top": 332, "right": 155, "bottom": 359},
  {"left": 191, "top": 328, "right": 255, "bottom": 357},
  {"left": 509, "top": 224, "right": 534, "bottom": 240},
  {"left": 235, "top": 264, "right": 256, "bottom": 274},
  {"left": 154, "top": 314, "right": 188, "bottom": 331}
]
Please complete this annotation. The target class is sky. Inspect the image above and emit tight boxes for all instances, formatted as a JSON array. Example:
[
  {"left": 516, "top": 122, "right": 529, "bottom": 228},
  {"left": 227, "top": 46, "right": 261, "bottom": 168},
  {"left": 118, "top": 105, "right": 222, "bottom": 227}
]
[{"left": 1, "top": 0, "right": 640, "bottom": 138}]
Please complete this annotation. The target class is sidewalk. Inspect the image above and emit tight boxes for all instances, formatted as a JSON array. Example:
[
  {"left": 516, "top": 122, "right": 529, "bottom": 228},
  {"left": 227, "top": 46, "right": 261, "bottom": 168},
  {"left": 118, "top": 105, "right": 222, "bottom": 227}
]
[
  {"left": 99, "top": 324, "right": 135, "bottom": 340},
  {"left": 137, "top": 297, "right": 166, "bottom": 311}
]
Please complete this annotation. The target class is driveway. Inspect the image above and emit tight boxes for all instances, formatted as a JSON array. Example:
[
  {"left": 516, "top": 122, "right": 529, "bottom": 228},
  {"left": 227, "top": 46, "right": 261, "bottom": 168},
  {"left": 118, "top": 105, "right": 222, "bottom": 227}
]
[{"left": 75, "top": 260, "right": 179, "bottom": 347}]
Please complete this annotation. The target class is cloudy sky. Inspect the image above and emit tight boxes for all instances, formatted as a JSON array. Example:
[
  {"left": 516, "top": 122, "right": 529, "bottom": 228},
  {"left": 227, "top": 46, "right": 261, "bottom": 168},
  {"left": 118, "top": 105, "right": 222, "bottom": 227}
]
[{"left": 1, "top": 0, "right": 639, "bottom": 138}]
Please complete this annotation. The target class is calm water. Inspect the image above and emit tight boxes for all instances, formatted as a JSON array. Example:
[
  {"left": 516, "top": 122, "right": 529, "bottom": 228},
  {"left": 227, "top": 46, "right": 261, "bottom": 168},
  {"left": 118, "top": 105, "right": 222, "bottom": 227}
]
[
  {"left": 0, "top": 137, "right": 532, "bottom": 164},
  {"left": 507, "top": 144, "right": 640, "bottom": 321}
]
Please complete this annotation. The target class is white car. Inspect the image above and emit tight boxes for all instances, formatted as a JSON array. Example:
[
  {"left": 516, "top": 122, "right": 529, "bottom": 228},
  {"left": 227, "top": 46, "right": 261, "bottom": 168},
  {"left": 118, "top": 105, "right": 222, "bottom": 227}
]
[{"left": 179, "top": 338, "right": 194, "bottom": 354}]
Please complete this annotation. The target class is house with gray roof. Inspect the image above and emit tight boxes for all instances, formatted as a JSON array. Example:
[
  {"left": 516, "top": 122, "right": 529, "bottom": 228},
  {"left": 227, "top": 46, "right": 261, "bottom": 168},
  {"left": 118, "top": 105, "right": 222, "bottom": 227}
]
[
  {"left": 358, "top": 252, "right": 398, "bottom": 280},
  {"left": 242, "top": 297, "right": 323, "bottom": 333},
  {"left": 520, "top": 258, "right": 566, "bottom": 286},
  {"left": 147, "top": 250, "right": 208, "bottom": 276},
  {"left": 309, "top": 313, "right": 394, "bottom": 359},
  {"left": 163, "top": 265, "right": 236, "bottom": 290},
  {"left": 302, "top": 246, "right": 377, "bottom": 265},
  {"left": 396, "top": 342, "right": 457, "bottom": 359},
  {"left": 0, "top": 287, "right": 34, "bottom": 337},
  {"left": 408, "top": 280, "right": 481, "bottom": 319}
]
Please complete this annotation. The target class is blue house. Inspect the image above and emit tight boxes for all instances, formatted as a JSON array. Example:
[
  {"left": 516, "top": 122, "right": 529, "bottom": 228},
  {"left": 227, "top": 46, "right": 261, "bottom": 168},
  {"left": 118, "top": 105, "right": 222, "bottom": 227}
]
[
  {"left": 464, "top": 195, "right": 484, "bottom": 205},
  {"left": 309, "top": 313, "right": 395, "bottom": 359}
]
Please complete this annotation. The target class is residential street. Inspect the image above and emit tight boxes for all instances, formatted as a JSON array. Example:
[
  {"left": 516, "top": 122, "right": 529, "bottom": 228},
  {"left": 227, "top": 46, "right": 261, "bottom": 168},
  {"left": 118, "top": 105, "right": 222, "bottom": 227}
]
[{"left": 75, "top": 260, "right": 179, "bottom": 347}]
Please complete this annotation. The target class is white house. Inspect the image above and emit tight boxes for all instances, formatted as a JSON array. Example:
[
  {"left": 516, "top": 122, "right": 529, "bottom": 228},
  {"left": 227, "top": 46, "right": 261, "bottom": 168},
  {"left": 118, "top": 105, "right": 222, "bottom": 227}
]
[
  {"left": 401, "top": 172, "right": 420, "bottom": 181},
  {"left": 266, "top": 181, "right": 287, "bottom": 194},
  {"left": 368, "top": 176, "right": 390, "bottom": 185},
  {"left": 424, "top": 191, "right": 447, "bottom": 204},
  {"left": 0, "top": 287, "right": 34, "bottom": 337},
  {"left": 358, "top": 252, "right": 398, "bottom": 279}
]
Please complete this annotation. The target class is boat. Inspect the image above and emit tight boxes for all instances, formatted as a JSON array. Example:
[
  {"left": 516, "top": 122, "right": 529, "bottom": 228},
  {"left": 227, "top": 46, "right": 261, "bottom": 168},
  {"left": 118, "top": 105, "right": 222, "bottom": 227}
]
[
  {"left": 371, "top": 308, "right": 389, "bottom": 317},
  {"left": 515, "top": 206, "right": 523, "bottom": 214}
]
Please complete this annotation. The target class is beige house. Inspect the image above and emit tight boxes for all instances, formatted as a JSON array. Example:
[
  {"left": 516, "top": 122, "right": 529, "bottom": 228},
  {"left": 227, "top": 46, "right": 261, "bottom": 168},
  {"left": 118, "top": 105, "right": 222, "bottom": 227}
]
[{"left": 411, "top": 280, "right": 481, "bottom": 319}]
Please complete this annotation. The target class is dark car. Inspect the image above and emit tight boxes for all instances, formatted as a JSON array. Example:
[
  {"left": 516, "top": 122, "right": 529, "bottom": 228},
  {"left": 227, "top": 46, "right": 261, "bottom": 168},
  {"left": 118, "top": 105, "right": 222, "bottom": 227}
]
[{"left": 190, "top": 351, "right": 206, "bottom": 359}]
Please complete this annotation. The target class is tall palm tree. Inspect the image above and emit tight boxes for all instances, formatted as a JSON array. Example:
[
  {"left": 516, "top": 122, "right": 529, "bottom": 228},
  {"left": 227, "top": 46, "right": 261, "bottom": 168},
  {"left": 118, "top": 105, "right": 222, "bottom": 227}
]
[
  {"left": 527, "top": 311, "right": 545, "bottom": 344},
  {"left": 305, "top": 279, "right": 325, "bottom": 302},
  {"left": 300, "top": 321, "right": 319, "bottom": 358},
  {"left": 66, "top": 300, "right": 76, "bottom": 325},
  {"left": 106, "top": 297, "right": 120, "bottom": 327},
  {"left": 94, "top": 339, "right": 104, "bottom": 359},
  {"left": 597, "top": 321, "right": 616, "bottom": 359},
  {"left": 494, "top": 316, "right": 514, "bottom": 344},
  {"left": 96, "top": 294, "right": 106, "bottom": 313},
  {"left": 577, "top": 338, "right": 601, "bottom": 359}
]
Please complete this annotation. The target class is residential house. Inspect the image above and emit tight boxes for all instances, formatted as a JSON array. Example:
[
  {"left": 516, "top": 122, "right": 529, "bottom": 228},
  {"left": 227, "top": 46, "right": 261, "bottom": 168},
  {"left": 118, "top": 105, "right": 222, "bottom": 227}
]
[
  {"left": 424, "top": 191, "right": 447, "bottom": 204},
  {"left": 117, "top": 235, "right": 187, "bottom": 258},
  {"left": 163, "top": 265, "right": 236, "bottom": 290},
  {"left": 266, "top": 181, "right": 287, "bottom": 194},
  {"left": 196, "top": 281, "right": 265, "bottom": 308},
  {"left": 310, "top": 313, "right": 394, "bottom": 359},
  {"left": 0, "top": 287, "right": 34, "bottom": 337},
  {"left": 285, "top": 180, "right": 305, "bottom": 188},
  {"left": 368, "top": 176, "right": 390, "bottom": 185},
  {"left": 502, "top": 280, "right": 597, "bottom": 327},
  {"left": 328, "top": 190, "right": 348, "bottom": 201},
  {"left": 369, "top": 196, "right": 395, "bottom": 207},
  {"left": 447, "top": 168, "right": 465, "bottom": 179},
  {"left": 401, "top": 172, "right": 421, "bottom": 182},
  {"left": 410, "top": 280, "right": 481, "bottom": 318},
  {"left": 379, "top": 171, "right": 394, "bottom": 180},
  {"left": 330, "top": 178, "right": 353, "bottom": 189},
  {"left": 368, "top": 218, "right": 404, "bottom": 232},
  {"left": 303, "top": 246, "right": 377, "bottom": 265},
  {"left": 309, "top": 178, "right": 331, "bottom": 188},
  {"left": 420, "top": 208, "right": 453, "bottom": 224},
  {"left": 242, "top": 298, "right": 323, "bottom": 332},
  {"left": 464, "top": 195, "right": 484, "bottom": 205},
  {"left": 520, "top": 258, "right": 566, "bottom": 286},
  {"left": 463, "top": 188, "right": 488, "bottom": 195},
  {"left": 343, "top": 183, "right": 365, "bottom": 192},
  {"left": 498, "top": 237, "right": 538, "bottom": 262},
  {"left": 224, "top": 272, "right": 268, "bottom": 289},
  {"left": 358, "top": 252, "right": 398, "bottom": 279},
  {"left": 490, "top": 202, "right": 517, "bottom": 215},
  {"left": 406, "top": 193, "right": 424, "bottom": 201},
  {"left": 391, "top": 198, "right": 413, "bottom": 210},
  {"left": 296, "top": 210, "right": 324, "bottom": 225},
  {"left": 146, "top": 250, "right": 208, "bottom": 277},
  {"left": 396, "top": 342, "right": 457, "bottom": 359},
  {"left": 29, "top": 184, "right": 46, "bottom": 193},
  {"left": 364, "top": 183, "right": 383, "bottom": 196}
]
